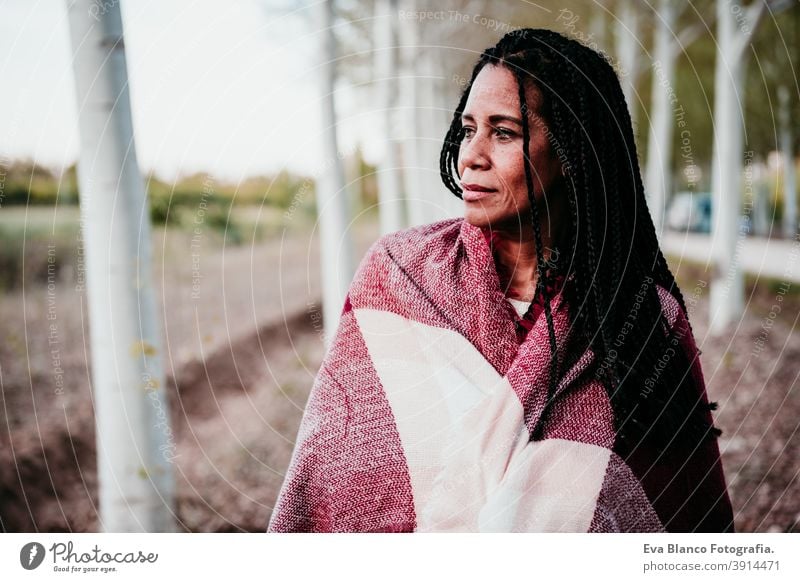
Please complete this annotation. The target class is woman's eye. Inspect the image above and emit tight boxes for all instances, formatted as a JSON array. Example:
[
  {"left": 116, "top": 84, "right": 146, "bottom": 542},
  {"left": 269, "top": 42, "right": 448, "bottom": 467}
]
[
  {"left": 494, "top": 127, "right": 515, "bottom": 141},
  {"left": 461, "top": 127, "right": 475, "bottom": 140}
]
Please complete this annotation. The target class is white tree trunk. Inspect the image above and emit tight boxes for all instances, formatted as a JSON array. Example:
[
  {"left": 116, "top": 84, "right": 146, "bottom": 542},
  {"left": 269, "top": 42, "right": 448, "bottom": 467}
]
[
  {"left": 434, "top": 63, "right": 465, "bottom": 221},
  {"left": 779, "top": 85, "right": 797, "bottom": 238},
  {"left": 590, "top": 8, "right": 607, "bottom": 53},
  {"left": 374, "top": 0, "right": 406, "bottom": 234},
  {"left": 318, "top": 0, "right": 354, "bottom": 339},
  {"left": 397, "top": 0, "right": 497, "bottom": 227},
  {"left": 754, "top": 177, "right": 770, "bottom": 237},
  {"left": 403, "top": 14, "right": 465, "bottom": 226},
  {"left": 419, "top": 52, "right": 460, "bottom": 223},
  {"left": 644, "top": 0, "right": 677, "bottom": 239},
  {"left": 65, "top": 0, "right": 175, "bottom": 532},
  {"left": 399, "top": 0, "right": 428, "bottom": 227},
  {"left": 614, "top": 0, "right": 641, "bottom": 118},
  {"left": 708, "top": 0, "right": 764, "bottom": 334}
]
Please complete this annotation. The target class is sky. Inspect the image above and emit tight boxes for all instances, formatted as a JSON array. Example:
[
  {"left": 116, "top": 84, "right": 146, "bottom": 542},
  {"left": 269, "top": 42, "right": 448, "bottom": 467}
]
[{"left": 0, "top": 0, "right": 370, "bottom": 181}]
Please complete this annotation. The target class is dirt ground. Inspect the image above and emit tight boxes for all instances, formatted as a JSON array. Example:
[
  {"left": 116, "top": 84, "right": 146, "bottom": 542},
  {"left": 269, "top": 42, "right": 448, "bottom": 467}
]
[{"left": 1, "top": 223, "right": 798, "bottom": 532}]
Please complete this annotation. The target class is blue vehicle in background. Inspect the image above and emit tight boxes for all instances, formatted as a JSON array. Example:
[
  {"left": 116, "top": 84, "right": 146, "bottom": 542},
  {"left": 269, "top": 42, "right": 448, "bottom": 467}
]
[{"left": 666, "top": 191, "right": 712, "bottom": 233}]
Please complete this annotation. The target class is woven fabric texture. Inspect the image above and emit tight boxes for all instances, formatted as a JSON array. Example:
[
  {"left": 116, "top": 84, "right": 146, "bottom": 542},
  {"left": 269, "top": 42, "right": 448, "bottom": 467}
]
[{"left": 267, "top": 219, "right": 733, "bottom": 533}]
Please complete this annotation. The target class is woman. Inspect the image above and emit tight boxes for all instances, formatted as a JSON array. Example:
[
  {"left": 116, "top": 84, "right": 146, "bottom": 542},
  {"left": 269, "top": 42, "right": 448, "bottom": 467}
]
[{"left": 268, "top": 29, "right": 733, "bottom": 532}]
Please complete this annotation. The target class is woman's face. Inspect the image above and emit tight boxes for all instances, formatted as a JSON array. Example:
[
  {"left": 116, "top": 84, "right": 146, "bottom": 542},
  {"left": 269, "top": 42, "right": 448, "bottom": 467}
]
[{"left": 457, "top": 64, "right": 563, "bottom": 233}]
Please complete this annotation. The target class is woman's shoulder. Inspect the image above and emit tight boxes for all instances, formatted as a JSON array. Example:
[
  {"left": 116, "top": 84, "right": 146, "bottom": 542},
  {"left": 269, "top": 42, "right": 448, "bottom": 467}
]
[
  {"left": 347, "top": 217, "right": 465, "bottom": 309},
  {"left": 361, "top": 218, "right": 464, "bottom": 265},
  {"left": 377, "top": 217, "right": 464, "bottom": 249},
  {"left": 349, "top": 218, "right": 464, "bottom": 295}
]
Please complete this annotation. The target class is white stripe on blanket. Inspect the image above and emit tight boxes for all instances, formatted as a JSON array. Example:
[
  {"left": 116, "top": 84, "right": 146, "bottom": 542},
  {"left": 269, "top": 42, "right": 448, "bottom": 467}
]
[{"left": 354, "top": 308, "right": 611, "bottom": 532}]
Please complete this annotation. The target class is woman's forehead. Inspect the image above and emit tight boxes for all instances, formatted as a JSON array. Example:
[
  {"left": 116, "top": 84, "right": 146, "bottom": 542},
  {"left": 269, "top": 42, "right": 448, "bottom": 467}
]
[{"left": 465, "top": 65, "right": 543, "bottom": 115}]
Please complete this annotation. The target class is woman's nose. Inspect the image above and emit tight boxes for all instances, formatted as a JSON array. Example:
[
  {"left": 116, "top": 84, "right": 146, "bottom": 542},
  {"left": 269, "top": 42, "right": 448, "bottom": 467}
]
[{"left": 459, "top": 132, "right": 491, "bottom": 170}]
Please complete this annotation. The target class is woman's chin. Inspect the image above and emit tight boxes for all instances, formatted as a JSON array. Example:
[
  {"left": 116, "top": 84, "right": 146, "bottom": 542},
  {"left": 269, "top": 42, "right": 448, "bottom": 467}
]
[
  {"left": 463, "top": 209, "right": 525, "bottom": 232},
  {"left": 463, "top": 207, "right": 494, "bottom": 229}
]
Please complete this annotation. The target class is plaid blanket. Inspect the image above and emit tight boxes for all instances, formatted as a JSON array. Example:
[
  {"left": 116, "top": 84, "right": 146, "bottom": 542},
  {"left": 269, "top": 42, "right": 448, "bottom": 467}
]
[{"left": 268, "top": 218, "right": 733, "bottom": 532}]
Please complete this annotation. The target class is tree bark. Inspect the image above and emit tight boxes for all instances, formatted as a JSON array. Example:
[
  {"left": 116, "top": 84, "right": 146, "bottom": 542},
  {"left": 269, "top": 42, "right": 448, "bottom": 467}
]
[
  {"left": 644, "top": 0, "right": 678, "bottom": 239},
  {"left": 65, "top": 0, "right": 175, "bottom": 532},
  {"left": 374, "top": 0, "right": 406, "bottom": 234},
  {"left": 317, "top": 0, "right": 355, "bottom": 340},
  {"left": 614, "top": 0, "right": 642, "bottom": 118},
  {"left": 779, "top": 85, "right": 797, "bottom": 238},
  {"left": 708, "top": 0, "right": 764, "bottom": 334}
]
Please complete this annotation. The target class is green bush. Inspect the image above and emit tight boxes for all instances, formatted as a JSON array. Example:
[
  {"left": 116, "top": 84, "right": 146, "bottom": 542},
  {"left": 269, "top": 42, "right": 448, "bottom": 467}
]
[{"left": 0, "top": 222, "right": 78, "bottom": 292}]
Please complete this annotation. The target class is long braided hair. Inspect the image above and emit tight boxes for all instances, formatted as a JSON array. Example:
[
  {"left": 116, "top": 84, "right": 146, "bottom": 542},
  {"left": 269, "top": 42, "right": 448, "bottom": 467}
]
[{"left": 439, "top": 29, "right": 720, "bottom": 457}]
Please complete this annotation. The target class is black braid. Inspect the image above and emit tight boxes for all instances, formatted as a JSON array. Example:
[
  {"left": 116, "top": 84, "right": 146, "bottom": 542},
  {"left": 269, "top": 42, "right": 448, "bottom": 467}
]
[
  {"left": 508, "top": 65, "right": 559, "bottom": 440},
  {"left": 438, "top": 29, "right": 720, "bottom": 457}
]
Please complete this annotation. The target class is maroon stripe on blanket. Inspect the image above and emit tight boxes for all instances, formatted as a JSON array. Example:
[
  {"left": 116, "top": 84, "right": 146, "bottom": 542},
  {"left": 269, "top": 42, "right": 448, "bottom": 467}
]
[
  {"left": 615, "top": 291, "right": 734, "bottom": 532},
  {"left": 505, "top": 288, "right": 573, "bottom": 433},
  {"left": 267, "top": 310, "right": 416, "bottom": 532},
  {"left": 589, "top": 452, "right": 665, "bottom": 532},
  {"left": 618, "top": 437, "right": 733, "bottom": 532},
  {"left": 538, "top": 378, "right": 616, "bottom": 449}
]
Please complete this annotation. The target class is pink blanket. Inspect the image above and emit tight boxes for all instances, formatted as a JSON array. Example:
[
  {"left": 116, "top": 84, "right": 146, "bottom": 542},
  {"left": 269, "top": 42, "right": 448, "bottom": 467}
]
[{"left": 268, "top": 218, "right": 733, "bottom": 532}]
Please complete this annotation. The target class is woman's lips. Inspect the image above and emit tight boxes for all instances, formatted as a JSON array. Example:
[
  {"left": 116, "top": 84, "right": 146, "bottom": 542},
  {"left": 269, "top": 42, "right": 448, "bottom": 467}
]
[{"left": 461, "top": 183, "right": 496, "bottom": 202}]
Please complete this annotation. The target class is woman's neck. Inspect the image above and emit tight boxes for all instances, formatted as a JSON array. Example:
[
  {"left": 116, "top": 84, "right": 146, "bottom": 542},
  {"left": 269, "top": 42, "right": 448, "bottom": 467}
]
[
  {"left": 490, "top": 184, "right": 567, "bottom": 301},
  {"left": 492, "top": 228, "right": 550, "bottom": 302},
  {"left": 490, "top": 193, "right": 564, "bottom": 302}
]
